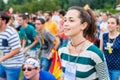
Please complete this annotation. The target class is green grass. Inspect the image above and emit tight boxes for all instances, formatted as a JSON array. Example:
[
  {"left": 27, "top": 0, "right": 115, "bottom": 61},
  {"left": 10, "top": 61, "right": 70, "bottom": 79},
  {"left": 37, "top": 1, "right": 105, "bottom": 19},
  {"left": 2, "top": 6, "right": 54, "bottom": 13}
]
[{"left": 19, "top": 70, "right": 24, "bottom": 80}]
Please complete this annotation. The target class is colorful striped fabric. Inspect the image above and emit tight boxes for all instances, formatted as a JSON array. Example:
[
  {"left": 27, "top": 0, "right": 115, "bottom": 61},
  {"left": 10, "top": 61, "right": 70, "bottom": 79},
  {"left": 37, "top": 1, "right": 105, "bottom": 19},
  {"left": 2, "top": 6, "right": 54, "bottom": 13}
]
[{"left": 49, "top": 48, "right": 62, "bottom": 80}]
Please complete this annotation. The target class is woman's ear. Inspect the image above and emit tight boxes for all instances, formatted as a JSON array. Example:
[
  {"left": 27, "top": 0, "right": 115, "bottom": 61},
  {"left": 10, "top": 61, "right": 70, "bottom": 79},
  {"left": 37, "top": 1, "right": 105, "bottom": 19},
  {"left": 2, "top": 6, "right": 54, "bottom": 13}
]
[{"left": 81, "top": 22, "right": 88, "bottom": 30}]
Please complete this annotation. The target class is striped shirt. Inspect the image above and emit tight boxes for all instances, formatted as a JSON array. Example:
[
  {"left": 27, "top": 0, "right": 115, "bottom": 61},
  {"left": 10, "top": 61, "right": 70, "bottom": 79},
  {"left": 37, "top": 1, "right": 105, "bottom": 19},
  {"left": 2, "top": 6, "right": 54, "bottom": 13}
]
[
  {"left": 0, "top": 26, "right": 24, "bottom": 67},
  {"left": 59, "top": 44, "right": 109, "bottom": 80}
]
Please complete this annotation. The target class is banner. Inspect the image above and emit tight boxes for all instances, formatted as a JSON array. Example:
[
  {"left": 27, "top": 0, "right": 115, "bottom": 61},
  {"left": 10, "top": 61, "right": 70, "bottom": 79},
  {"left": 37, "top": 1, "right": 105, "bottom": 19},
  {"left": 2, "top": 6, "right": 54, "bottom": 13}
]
[{"left": 49, "top": 48, "right": 62, "bottom": 80}]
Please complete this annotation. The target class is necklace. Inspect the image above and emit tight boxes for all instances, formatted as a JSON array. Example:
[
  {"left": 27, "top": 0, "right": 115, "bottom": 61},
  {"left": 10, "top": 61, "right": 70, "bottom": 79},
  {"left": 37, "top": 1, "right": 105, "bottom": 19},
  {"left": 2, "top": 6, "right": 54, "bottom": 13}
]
[
  {"left": 70, "top": 40, "right": 86, "bottom": 48},
  {"left": 107, "top": 34, "right": 117, "bottom": 54},
  {"left": 69, "top": 40, "right": 86, "bottom": 54},
  {"left": 68, "top": 40, "right": 86, "bottom": 63}
]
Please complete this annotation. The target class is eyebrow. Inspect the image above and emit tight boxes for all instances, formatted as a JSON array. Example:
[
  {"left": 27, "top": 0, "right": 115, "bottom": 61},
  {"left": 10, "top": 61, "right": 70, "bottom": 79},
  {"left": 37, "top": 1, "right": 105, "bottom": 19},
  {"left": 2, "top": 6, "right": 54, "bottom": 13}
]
[{"left": 64, "top": 17, "right": 74, "bottom": 19}]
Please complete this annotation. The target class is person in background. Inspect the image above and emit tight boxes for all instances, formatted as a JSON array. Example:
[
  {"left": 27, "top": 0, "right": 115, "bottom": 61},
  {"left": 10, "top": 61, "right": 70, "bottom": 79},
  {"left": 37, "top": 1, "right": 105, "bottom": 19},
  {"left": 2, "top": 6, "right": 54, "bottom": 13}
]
[
  {"left": 37, "top": 10, "right": 45, "bottom": 20},
  {"left": 0, "top": 12, "right": 24, "bottom": 80},
  {"left": 58, "top": 6, "right": 110, "bottom": 80},
  {"left": 98, "top": 13, "right": 109, "bottom": 39},
  {"left": 44, "top": 11, "right": 60, "bottom": 50},
  {"left": 24, "top": 13, "right": 36, "bottom": 28},
  {"left": 44, "top": 11, "right": 59, "bottom": 36},
  {"left": 52, "top": 11, "right": 61, "bottom": 26},
  {"left": 22, "top": 57, "right": 56, "bottom": 80},
  {"left": 35, "top": 18, "right": 60, "bottom": 71},
  {"left": 58, "top": 9, "right": 69, "bottom": 47},
  {"left": 18, "top": 14, "right": 40, "bottom": 58},
  {"left": 100, "top": 16, "right": 120, "bottom": 80}
]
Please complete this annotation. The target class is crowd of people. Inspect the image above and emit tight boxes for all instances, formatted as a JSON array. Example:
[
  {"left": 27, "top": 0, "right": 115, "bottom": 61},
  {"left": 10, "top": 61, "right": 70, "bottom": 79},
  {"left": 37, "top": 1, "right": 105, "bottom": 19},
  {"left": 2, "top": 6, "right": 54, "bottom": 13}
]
[{"left": 0, "top": 6, "right": 120, "bottom": 80}]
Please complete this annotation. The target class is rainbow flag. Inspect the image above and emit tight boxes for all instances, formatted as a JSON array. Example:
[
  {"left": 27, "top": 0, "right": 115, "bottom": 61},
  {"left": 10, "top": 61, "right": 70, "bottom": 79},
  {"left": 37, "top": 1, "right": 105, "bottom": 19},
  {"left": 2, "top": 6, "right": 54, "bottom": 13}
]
[{"left": 49, "top": 48, "right": 62, "bottom": 80}]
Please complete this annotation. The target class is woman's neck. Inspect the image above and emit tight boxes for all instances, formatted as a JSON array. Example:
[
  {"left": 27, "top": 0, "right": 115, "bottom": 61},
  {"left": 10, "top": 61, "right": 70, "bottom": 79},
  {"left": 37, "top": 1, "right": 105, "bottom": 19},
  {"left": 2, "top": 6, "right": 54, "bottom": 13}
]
[
  {"left": 71, "top": 34, "right": 86, "bottom": 47},
  {"left": 109, "top": 31, "right": 119, "bottom": 38}
]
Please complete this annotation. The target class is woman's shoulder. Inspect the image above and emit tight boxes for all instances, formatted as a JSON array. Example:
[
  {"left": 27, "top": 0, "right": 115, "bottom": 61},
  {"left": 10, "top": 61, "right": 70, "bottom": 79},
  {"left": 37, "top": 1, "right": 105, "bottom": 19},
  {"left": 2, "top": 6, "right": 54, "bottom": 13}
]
[
  {"left": 58, "top": 46, "right": 68, "bottom": 54},
  {"left": 87, "top": 44, "right": 101, "bottom": 52},
  {"left": 86, "top": 44, "right": 104, "bottom": 61}
]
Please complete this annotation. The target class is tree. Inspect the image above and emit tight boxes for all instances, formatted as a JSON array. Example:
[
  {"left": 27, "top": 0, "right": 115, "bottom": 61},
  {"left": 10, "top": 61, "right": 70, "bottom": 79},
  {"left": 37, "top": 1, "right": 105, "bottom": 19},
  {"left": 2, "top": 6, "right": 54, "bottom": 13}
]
[
  {"left": 2, "top": 0, "right": 119, "bottom": 13},
  {"left": 6, "top": 0, "right": 61, "bottom": 13},
  {"left": 0, "top": 0, "right": 5, "bottom": 11}
]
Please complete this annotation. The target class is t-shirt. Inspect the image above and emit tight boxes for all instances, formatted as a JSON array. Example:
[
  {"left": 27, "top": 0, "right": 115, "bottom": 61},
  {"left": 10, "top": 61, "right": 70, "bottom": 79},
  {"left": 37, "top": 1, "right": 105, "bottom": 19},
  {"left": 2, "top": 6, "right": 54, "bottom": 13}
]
[
  {"left": 20, "top": 24, "right": 40, "bottom": 50},
  {"left": 37, "top": 30, "right": 56, "bottom": 58},
  {"left": 45, "top": 21, "right": 58, "bottom": 36},
  {"left": 23, "top": 70, "right": 56, "bottom": 80},
  {"left": 0, "top": 26, "right": 24, "bottom": 67},
  {"left": 59, "top": 44, "right": 108, "bottom": 80}
]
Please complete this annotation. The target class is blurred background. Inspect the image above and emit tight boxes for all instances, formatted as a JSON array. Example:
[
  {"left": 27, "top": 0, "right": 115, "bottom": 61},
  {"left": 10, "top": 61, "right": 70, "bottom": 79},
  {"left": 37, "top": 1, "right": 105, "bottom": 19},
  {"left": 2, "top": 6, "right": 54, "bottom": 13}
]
[{"left": 0, "top": 0, "right": 120, "bottom": 14}]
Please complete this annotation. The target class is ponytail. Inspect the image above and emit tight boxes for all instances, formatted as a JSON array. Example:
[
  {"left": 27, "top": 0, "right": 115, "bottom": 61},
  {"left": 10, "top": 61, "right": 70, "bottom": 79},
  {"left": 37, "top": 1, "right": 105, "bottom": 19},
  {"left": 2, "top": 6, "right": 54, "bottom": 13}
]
[{"left": 85, "top": 9, "right": 97, "bottom": 42}]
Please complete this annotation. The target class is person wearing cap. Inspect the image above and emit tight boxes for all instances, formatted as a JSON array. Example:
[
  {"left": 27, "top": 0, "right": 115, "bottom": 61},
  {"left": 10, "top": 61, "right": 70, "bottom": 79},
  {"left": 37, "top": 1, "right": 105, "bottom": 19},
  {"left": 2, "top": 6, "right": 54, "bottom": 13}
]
[{"left": 22, "top": 57, "right": 56, "bottom": 80}]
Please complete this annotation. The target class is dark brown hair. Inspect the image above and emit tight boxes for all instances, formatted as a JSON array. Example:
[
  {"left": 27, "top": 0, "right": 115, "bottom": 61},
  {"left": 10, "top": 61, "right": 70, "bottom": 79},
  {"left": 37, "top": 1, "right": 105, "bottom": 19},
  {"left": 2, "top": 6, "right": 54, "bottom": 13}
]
[
  {"left": 68, "top": 6, "right": 97, "bottom": 42},
  {"left": 18, "top": 14, "right": 28, "bottom": 20},
  {"left": 35, "top": 18, "right": 45, "bottom": 24},
  {"left": 0, "top": 12, "right": 10, "bottom": 24}
]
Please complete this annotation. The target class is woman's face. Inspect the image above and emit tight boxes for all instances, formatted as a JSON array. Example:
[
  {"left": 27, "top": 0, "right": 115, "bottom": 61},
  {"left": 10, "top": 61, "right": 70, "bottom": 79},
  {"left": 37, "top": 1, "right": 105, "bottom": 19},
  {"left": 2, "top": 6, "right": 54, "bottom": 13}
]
[
  {"left": 107, "top": 18, "right": 118, "bottom": 32},
  {"left": 63, "top": 9, "right": 84, "bottom": 37}
]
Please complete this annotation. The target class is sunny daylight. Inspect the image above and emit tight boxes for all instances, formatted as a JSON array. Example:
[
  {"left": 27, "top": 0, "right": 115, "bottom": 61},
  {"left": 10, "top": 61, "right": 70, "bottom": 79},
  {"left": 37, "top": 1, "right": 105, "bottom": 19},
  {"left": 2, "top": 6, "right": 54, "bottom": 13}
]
[{"left": 0, "top": 0, "right": 120, "bottom": 80}]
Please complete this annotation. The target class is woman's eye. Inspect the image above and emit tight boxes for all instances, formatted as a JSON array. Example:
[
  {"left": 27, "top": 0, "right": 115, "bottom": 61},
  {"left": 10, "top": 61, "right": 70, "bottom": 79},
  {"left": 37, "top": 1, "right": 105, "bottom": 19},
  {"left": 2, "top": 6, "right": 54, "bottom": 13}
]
[
  {"left": 64, "top": 19, "right": 67, "bottom": 22},
  {"left": 69, "top": 20, "right": 74, "bottom": 22}
]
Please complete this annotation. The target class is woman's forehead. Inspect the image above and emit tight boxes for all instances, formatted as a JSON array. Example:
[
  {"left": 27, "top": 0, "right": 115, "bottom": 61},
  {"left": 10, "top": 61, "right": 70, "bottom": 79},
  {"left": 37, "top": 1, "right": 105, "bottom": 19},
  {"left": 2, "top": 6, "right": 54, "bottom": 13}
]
[
  {"left": 65, "top": 10, "right": 80, "bottom": 18},
  {"left": 108, "top": 18, "right": 116, "bottom": 22}
]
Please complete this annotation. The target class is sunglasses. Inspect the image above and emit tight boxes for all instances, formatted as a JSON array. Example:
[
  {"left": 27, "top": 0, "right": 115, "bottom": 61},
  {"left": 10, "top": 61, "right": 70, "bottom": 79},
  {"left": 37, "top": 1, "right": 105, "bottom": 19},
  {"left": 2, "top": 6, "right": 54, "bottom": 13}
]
[{"left": 22, "top": 67, "right": 37, "bottom": 71}]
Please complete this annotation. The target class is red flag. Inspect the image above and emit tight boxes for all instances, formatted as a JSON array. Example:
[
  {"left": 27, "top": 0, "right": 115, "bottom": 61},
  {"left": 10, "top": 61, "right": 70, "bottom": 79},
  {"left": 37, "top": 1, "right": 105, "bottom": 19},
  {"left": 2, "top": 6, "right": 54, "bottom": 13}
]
[{"left": 49, "top": 48, "right": 62, "bottom": 80}]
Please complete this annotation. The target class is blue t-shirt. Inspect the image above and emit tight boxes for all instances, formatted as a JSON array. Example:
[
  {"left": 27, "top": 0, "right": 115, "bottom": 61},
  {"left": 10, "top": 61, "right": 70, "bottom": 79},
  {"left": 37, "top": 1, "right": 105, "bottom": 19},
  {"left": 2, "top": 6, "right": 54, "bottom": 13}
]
[{"left": 23, "top": 70, "right": 56, "bottom": 80}]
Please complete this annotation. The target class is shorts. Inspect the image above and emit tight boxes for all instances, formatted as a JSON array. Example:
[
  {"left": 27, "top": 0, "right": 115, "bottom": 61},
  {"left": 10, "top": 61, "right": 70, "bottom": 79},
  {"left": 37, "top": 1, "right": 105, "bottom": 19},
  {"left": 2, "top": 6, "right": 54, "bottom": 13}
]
[
  {"left": 0, "top": 64, "right": 21, "bottom": 80},
  {"left": 25, "top": 49, "right": 40, "bottom": 58}
]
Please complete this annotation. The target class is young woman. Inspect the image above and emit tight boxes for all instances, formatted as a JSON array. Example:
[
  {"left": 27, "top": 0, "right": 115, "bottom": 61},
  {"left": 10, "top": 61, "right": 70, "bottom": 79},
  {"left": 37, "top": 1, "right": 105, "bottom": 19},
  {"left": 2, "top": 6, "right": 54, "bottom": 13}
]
[
  {"left": 58, "top": 6, "right": 110, "bottom": 80},
  {"left": 100, "top": 16, "right": 120, "bottom": 80}
]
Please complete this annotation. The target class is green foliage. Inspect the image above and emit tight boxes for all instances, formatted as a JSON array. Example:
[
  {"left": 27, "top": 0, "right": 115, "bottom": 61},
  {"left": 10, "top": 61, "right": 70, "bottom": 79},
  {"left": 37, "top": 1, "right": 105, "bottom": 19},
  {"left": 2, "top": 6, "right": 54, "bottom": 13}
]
[
  {"left": 104, "top": 3, "right": 113, "bottom": 9},
  {"left": 1, "top": 0, "right": 119, "bottom": 14},
  {"left": 116, "top": 0, "right": 120, "bottom": 4},
  {"left": 4, "top": 0, "right": 61, "bottom": 13},
  {"left": 61, "top": 0, "right": 69, "bottom": 10},
  {"left": 0, "top": 0, "right": 5, "bottom": 11},
  {"left": 101, "top": 8, "right": 120, "bottom": 14}
]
